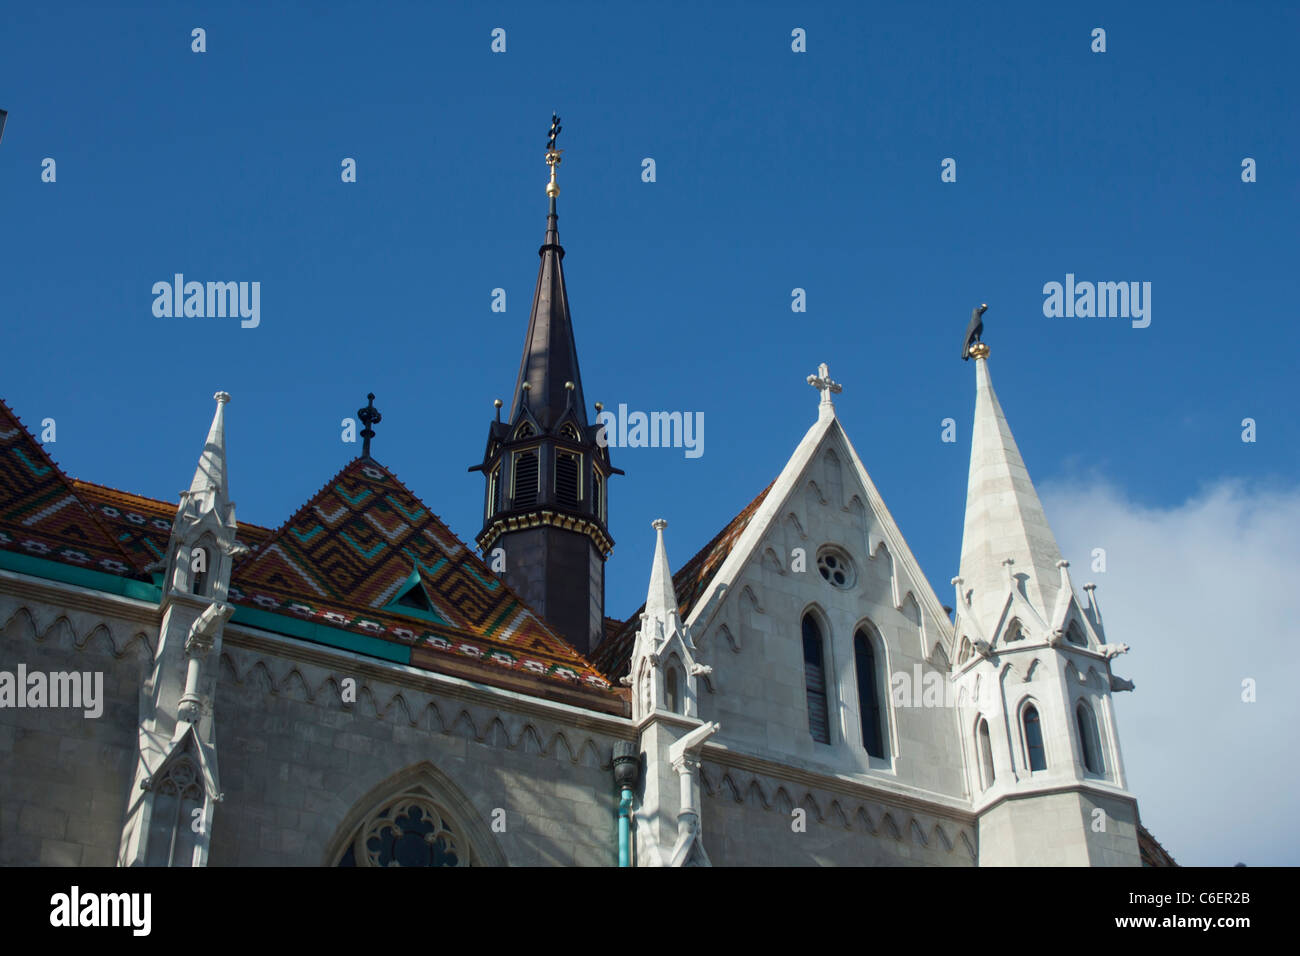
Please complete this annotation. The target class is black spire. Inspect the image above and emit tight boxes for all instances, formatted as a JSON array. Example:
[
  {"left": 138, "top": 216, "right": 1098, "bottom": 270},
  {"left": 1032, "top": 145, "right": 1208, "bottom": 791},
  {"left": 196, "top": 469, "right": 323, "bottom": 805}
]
[
  {"left": 468, "top": 116, "right": 619, "bottom": 657},
  {"left": 509, "top": 119, "right": 587, "bottom": 432}
]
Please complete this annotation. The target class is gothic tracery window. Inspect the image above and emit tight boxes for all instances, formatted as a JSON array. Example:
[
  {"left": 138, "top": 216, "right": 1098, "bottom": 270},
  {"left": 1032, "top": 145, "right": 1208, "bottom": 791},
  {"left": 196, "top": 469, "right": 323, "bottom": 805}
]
[
  {"left": 146, "top": 754, "right": 204, "bottom": 867},
  {"left": 337, "top": 794, "right": 471, "bottom": 867}
]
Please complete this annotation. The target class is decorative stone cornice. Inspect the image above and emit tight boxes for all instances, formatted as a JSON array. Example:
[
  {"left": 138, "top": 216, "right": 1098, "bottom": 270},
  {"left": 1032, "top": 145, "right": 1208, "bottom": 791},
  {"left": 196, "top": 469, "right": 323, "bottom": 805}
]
[
  {"left": 477, "top": 509, "right": 613, "bottom": 555},
  {"left": 220, "top": 622, "right": 636, "bottom": 738}
]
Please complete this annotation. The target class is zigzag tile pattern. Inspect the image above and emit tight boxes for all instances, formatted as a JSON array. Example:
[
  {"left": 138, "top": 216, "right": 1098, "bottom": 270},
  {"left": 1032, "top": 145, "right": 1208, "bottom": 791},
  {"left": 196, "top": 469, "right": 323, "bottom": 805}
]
[
  {"left": 231, "top": 458, "right": 614, "bottom": 692},
  {"left": 0, "top": 399, "right": 139, "bottom": 577},
  {"left": 0, "top": 397, "right": 613, "bottom": 701}
]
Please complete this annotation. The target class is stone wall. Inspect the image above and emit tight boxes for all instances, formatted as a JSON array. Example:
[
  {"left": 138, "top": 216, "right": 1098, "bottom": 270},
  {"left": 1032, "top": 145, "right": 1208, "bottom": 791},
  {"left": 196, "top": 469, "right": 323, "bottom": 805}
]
[
  {"left": 0, "top": 586, "right": 156, "bottom": 866},
  {"left": 209, "top": 638, "right": 632, "bottom": 866}
]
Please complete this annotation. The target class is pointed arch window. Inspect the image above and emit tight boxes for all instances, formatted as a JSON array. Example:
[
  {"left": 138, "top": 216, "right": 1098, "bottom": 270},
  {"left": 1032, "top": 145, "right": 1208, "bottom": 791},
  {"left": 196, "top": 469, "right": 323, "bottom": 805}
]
[
  {"left": 977, "top": 718, "right": 996, "bottom": 790},
  {"left": 1076, "top": 701, "right": 1104, "bottom": 774},
  {"left": 1023, "top": 704, "right": 1047, "bottom": 771},
  {"left": 337, "top": 795, "right": 470, "bottom": 867},
  {"left": 191, "top": 548, "right": 209, "bottom": 596},
  {"left": 145, "top": 754, "right": 204, "bottom": 867},
  {"left": 1066, "top": 621, "right": 1087, "bottom": 646},
  {"left": 802, "top": 614, "right": 831, "bottom": 744},
  {"left": 1005, "top": 619, "right": 1026, "bottom": 642},
  {"left": 190, "top": 535, "right": 215, "bottom": 596},
  {"left": 853, "top": 627, "right": 886, "bottom": 758},
  {"left": 665, "top": 661, "right": 682, "bottom": 714}
]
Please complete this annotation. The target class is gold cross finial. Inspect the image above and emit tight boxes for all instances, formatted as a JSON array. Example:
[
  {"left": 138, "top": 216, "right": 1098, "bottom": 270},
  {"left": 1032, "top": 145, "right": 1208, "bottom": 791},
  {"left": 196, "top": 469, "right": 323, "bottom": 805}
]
[{"left": 546, "top": 113, "right": 563, "bottom": 198}]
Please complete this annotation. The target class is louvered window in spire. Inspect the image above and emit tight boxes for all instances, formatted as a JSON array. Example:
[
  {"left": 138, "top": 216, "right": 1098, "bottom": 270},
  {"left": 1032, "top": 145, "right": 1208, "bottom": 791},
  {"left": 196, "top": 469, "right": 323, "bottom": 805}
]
[
  {"left": 555, "top": 451, "right": 581, "bottom": 508},
  {"left": 512, "top": 450, "right": 539, "bottom": 508}
]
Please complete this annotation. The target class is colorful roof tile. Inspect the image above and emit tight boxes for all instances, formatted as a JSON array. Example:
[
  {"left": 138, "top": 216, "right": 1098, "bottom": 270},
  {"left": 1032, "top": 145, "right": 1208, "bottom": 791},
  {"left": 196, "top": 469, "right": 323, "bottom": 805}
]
[
  {"left": 228, "top": 456, "right": 621, "bottom": 706},
  {"left": 1, "top": 397, "right": 621, "bottom": 713},
  {"left": 0, "top": 399, "right": 141, "bottom": 578},
  {"left": 591, "top": 480, "right": 774, "bottom": 679},
  {"left": 73, "top": 479, "right": 273, "bottom": 575}
]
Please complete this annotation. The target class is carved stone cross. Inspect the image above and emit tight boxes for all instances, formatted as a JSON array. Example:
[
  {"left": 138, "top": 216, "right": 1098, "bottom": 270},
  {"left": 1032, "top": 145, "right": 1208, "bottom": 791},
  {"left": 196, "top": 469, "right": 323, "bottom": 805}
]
[{"left": 806, "top": 363, "right": 842, "bottom": 408}]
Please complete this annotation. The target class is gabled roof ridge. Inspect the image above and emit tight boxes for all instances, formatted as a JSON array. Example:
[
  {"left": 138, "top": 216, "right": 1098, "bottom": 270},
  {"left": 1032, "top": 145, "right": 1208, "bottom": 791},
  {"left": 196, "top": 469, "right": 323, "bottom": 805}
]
[
  {"left": 70, "top": 477, "right": 276, "bottom": 535},
  {"left": 677, "top": 481, "right": 776, "bottom": 577},
  {"left": 238, "top": 454, "right": 598, "bottom": 672},
  {"left": 0, "top": 397, "right": 143, "bottom": 573},
  {"left": 591, "top": 479, "right": 775, "bottom": 676},
  {"left": 239, "top": 456, "right": 366, "bottom": 559},
  {"left": 829, "top": 417, "right": 956, "bottom": 643}
]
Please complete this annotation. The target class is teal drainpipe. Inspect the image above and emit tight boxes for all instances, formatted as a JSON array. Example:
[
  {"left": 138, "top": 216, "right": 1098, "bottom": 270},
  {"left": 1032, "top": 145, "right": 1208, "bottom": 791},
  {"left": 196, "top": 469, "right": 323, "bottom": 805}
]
[
  {"left": 612, "top": 741, "right": 640, "bottom": 868},
  {"left": 617, "top": 789, "right": 634, "bottom": 867}
]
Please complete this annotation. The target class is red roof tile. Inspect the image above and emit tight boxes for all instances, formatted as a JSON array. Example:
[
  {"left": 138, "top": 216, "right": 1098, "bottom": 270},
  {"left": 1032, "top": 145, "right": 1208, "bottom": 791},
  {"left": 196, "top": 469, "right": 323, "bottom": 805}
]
[
  {"left": 1, "top": 396, "right": 622, "bottom": 712},
  {"left": 0, "top": 399, "right": 141, "bottom": 578},
  {"left": 73, "top": 479, "right": 273, "bottom": 575},
  {"left": 229, "top": 456, "right": 620, "bottom": 702}
]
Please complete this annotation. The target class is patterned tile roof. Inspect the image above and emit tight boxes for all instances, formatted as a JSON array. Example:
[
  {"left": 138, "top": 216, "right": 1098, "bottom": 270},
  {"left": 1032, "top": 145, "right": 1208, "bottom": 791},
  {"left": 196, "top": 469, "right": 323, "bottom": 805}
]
[
  {"left": 227, "top": 457, "right": 620, "bottom": 703},
  {"left": 0, "top": 399, "right": 141, "bottom": 579},
  {"left": 591, "top": 480, "right": 774, "bottom": 679},
  {"left": 73, "top": 479, "right": 273, "bottom": 575},
  {"left": 1, "top": 397, "right": 621, "bottom": 711}
]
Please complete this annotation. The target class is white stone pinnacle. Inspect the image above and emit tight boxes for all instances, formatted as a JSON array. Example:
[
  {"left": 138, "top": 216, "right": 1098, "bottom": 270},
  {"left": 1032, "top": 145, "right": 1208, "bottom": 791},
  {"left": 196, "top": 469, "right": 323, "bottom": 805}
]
[
  {"left": 188, "top": 391, "right": 231, "bottom": 504},
  {"left": 645, "top": 519, "right": 678, "bottom": 626},
  {"left": 958, "top": 354, "right": 1065, "bottom": 631}
]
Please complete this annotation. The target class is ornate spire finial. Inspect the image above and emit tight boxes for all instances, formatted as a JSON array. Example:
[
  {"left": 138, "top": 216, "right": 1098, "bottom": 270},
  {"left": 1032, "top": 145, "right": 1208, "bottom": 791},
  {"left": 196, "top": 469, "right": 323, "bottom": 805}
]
[
  {"left": 961, "top": 303, "right": 989, "bottom": 360},
  {"left": 357, "top": 392, "right": 381, "bottom": 459},
  {"left": 806, "top": 362, "right": 842, "bottom": 412},
  {"left": 545, "top": 112, "right": 563, "bottom": 199}
]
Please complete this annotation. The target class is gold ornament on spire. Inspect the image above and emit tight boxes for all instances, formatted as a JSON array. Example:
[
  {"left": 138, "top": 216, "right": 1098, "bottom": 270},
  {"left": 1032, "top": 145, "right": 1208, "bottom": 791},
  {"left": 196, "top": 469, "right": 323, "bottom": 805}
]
[{"left": 546, "top": 112, "right": 563, "bottom": 198}]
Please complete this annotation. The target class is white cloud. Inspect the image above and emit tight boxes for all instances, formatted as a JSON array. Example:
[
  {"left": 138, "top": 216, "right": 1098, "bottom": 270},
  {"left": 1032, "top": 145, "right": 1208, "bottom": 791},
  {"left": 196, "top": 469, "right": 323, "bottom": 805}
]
[{"left": 1041, "top": 477, "right": 1300, "bottom": 866}]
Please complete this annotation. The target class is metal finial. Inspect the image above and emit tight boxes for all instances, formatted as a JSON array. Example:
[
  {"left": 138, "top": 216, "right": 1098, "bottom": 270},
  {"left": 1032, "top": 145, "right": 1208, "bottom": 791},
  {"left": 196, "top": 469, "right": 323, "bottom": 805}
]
[
  {"left": 493, "top": 398, "right": 503, "bottom": 423},
  {"left": 961, "top": 303, "right": 989, "bottom": 361},
  {"left": 545, "top": 113, "right": 563, "bottom": 198},
  {"left": 357, "top": 392, "right": 382, "bottom": 459}
]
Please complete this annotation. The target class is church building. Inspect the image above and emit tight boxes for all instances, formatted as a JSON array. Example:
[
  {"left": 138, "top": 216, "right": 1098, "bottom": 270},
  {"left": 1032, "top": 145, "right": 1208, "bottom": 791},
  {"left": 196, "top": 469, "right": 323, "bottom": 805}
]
[{"left": 0, "top": 127, "right": 1175, "bottom": 867}]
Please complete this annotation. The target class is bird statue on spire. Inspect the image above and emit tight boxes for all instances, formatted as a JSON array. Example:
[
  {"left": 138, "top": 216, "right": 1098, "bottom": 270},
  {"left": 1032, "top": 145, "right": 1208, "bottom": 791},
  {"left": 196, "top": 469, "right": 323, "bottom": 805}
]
[{"left": 961, "top": 303, "right": 988, "bottom": 360}]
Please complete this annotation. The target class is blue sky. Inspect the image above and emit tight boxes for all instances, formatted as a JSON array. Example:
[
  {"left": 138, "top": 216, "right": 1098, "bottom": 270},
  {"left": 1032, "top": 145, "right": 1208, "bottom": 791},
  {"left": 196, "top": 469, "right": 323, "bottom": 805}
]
[{"left": 2, "top": 1, "right": 1297, "bottom": 865}]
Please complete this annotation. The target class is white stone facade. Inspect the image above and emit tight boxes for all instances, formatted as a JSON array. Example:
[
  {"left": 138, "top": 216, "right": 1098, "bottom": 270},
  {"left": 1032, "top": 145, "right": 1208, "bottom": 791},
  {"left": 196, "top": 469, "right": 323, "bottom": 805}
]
[{"left": 0, "top": 356, "right": 1151, "bottom": 866}]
